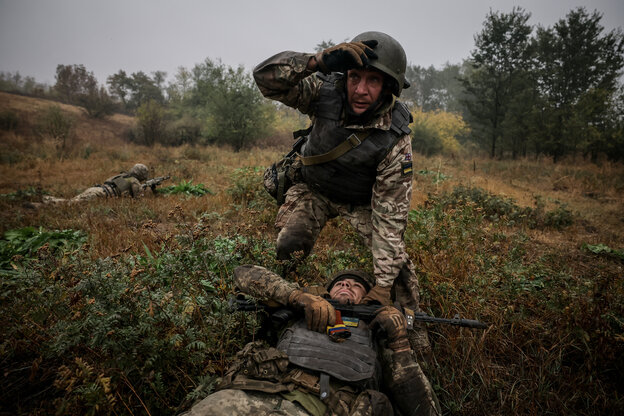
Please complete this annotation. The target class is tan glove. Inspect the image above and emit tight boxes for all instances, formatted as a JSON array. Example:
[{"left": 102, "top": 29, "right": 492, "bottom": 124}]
[
  {"left": 361, "top": 284, "right": 392, "bottom": 306},
  {"left": 315, "top": 40, "right": 378, "bottom": 74},
  {"left": 370, "top": 306, "right": 410, "bottom": 352},
  {"left": 288, "top": 290, "right": 336, "bottom": 333}
]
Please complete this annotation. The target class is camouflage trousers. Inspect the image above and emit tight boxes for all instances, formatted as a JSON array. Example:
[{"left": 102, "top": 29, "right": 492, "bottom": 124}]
[
  {"left": 275, "top": 183, "right": 430, "bottom": 353},
  {"left": 70, "top": 186, "right": 110, "bottom": 202},
  {"left": 42, "top": 185, "right": 113, "bottom": 205},
  {"left": 181, "top": 389, "right": 310, "bottom": 416}
]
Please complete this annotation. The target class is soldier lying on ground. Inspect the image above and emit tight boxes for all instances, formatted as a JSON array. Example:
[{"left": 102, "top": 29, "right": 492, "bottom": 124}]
[
  {"left": 182, "top": 265, "right": 441, "bottom": 416},
  {"left": 36, "top": 163, "right": 158, "bottom": 205}
]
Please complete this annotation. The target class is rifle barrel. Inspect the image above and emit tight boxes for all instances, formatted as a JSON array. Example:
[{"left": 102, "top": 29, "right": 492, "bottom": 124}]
[{"left": 230, "top": 296, "right": 488, "bottom": 329}]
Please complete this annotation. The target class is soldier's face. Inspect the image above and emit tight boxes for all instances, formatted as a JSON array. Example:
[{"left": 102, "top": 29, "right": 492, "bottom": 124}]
[
  {"left": 329, "top": 278, "right": 368, "bottom": 304},
  {"left": 346, "top": 68, "right": 384, "bottom": 115}
]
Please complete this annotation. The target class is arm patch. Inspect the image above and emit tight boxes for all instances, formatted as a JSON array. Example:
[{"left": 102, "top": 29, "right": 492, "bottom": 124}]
[{"left": 401, "top": 161, "right": 413, "bottom": 176}]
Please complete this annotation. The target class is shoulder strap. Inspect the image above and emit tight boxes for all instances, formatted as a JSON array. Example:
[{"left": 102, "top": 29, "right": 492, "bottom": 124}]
[
  {"left": 299, "top": 130, "right": 372, "bottom": 166},
  {"left": 390, "top": 101, "right": 412, "bottom": 136}
]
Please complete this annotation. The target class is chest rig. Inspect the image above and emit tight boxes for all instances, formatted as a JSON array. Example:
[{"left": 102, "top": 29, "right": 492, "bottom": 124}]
[
  {"left": 300, "top": 73, "right": 412, "bottom": 205},
  {"left": 103, "top": 174, "right": 134, "bottom": 197},
  {"left": 276, "top": 318, "right": 381, "bottom": 400}
]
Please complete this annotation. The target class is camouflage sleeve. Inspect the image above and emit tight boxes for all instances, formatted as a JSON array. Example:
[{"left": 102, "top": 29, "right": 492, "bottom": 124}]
[
  {"left": 128, "top": 177, "right": 144, "bottom": 198},
  {"left": 370, "top": 134, "right": 413, "bottom": 288},
  {"left": 233, "top": 265, "right": 300, "bottom": 306},
  {"left": 381, "top": 349, "right": 440, "bottom": 416},
  {"left": 252, "top": 51, "right": 323, "bottom": 115}
]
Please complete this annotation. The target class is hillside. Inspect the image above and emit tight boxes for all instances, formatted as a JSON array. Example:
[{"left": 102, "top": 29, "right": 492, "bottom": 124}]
[{"left": 0, "top": 93, "right": 623, "bottom": 415}]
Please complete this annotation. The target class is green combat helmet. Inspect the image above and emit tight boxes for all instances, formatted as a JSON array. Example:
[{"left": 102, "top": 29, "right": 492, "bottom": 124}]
[
  {"left": 327, "top": 269, "right": 375, "bottom": 293},
  {"left": 351, "top": 31, "right": 409, "bottom": 97},
  {"left": 128, "top": 163, "right": 149, "bottom": 182}
]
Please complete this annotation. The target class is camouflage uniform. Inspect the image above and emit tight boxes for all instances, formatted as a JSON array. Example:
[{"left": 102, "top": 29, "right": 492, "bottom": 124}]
[
  {"left": 41, "top": 164, "right": 148, "bottom": 205},
  {"left": 253, "top": 52, "right": 428, "bottom": 351},
  {"left": 182, "top": 389, "right": 310, "bottom": 416},
  {"left": 183, "top": 265, "right": 440, "bottom": 416}
]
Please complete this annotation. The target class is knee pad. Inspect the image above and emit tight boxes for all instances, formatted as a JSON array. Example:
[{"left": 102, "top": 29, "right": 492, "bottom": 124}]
[{"left": 276, "top": 226, "right": 315, "bottom": 261}]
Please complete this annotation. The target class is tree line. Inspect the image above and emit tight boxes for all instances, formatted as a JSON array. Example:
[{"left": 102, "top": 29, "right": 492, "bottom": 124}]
[
  {"left": 459, "top": 7, "right": 624, "bottom": 162},
  {"left": 2, "top": 59, "right": 274, "bottom": 151},
  {"left": 1, "top": 6, "right": 622, "bottom": 160}
]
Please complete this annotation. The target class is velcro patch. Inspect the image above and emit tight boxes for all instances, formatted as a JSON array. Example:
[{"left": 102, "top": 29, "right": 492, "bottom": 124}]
[{"left": 401, "top": 161, "right": 413, "bottom": 176}]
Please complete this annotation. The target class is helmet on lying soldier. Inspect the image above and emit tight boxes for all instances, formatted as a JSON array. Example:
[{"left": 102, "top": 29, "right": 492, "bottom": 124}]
[
  {"left": 128, "top": 163, "right": 149, "bottom": 182},
  {"left": 326, "top": 269, "right": 375, "bottom": 293}
]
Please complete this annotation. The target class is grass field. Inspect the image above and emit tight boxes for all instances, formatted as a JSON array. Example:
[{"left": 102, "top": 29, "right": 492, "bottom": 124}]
[{"left": 1, "top": 91, "right": 623, "bottom": 415}]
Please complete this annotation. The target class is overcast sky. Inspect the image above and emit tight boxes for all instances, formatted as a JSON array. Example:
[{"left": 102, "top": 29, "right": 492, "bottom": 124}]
[{"left": 1, "top": 0, "right": 622, "bottom": 86}]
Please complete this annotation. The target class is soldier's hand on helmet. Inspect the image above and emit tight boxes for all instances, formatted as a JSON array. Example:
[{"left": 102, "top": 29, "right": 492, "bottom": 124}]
[
  {"left": 361, "top": 284, "right": 392, "bottom": 306},
  {"left": 288, "top": 290, "right": 336, "bottom": 333},
  {"left": 315, "top": 40, "right": 378, "bottom": 74},
  {"left": 370, "top": 306, "right": 411, "bottom": 352}
]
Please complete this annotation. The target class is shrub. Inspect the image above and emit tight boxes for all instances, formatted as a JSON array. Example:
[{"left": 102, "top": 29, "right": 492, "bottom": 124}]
[
  {"left": 0, "top": 226, "right": 87, "bottom": 270},
  {"left": 0, "top": 187, "right": 47, "bottom": 202},
  {"left": 405, "top": 187, "right": 622, "bottom": 415},
  {"left": 158, "top": 180, "right": 214, "bottom": 196},
  {"left": 0, "top": 110, "right": 19, "bottom": 130},
  {"left": 168, "top": 116, "right": 203, "bottom": 146},
  {"left": 37, "top": 105, "right": 75, "bottom": 159},
  {"left": 227, "top": 166, "right": 273, "bottom": 210},
  {"left": 78, "top": 86, "right": 116, "bottom": 119},
  {"left": 136, "top": 100, "right": 168, "bottom": 146},
  {"left": 205, "top": 66, "right": 272, "bottom": 152},
  {"left": 432, "top": 185, "right": 574, "bottom": 229},
  {"left": 411, "top": 107, "right": 469, "bottom": 156},
  {"left": 0, "top": 231, "right": 265, "bottom": 415}
]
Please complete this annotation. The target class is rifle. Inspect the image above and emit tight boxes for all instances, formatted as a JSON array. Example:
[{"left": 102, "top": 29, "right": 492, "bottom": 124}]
[
  {"left": 141, "top": 175, "right": 170, "bottom": 190},
  {"left": 228, "top": 296, "right": 488, "bottom": 330},
  {"left": 289, "top": 126, "right": 311, "bottom": 158}
]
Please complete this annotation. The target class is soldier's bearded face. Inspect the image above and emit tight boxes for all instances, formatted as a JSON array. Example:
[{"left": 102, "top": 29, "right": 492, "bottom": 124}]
[
  {"left": 346, "top": 68, "right": 384, "bottom": 115},
  {"left": 329, "top": 278, "right": 368, "bottom": 304}
]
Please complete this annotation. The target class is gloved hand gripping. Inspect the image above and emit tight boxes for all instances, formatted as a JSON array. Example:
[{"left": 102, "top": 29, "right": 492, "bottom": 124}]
[
  {"left": 315, "top": 40, "right": 378, "bottom": 74},
  {"left": 288, "top": 290, "right": 336, "bottom": 333}
]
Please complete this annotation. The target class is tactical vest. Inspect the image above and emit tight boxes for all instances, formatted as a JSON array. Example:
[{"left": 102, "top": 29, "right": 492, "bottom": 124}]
[
  {"left": 301, "top": 73, "right": 412, "bottom": 205},
  {"left": 277, "top": 319, "right": 381, "bottom": 392},
  {"left": 104, "top": 174, "right": 134, "bottom": 197}
]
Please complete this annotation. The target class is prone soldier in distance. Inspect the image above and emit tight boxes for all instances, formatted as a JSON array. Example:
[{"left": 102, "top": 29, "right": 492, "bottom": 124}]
[{"left": 38, "top": 163, "right": 168, "bottom": 205}]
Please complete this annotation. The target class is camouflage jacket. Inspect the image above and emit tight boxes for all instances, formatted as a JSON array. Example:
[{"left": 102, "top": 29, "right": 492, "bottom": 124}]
[
  {"left": 253, "top": 52, "right": 414, "bottom": 288},
  {"left": 232, "top": 265, "right": 439, "bottom": 416},
  {"left": 103, "top": 174, "right": 143, "bottom": 198}
]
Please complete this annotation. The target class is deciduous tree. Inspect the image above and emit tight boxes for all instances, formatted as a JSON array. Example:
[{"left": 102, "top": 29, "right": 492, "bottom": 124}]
[
  {"left": 534, "top": 7, "right": 624, "bottom": 161},
  {"left": 54, "top": 64, "right": 98, "bottom": 104},
  {"left": 461, "top": 7, "right": 533, "bottom": 158},
  {"left": 206, "top": 65, "right": 272, "bottom": 151}
]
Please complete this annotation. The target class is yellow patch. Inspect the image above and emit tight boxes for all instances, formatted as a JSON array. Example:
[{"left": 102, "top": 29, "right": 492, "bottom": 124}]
[
  {"left": 343, "top": 317, "right": 360, "bottom": 327},
  {"left": 401, "top": 161, "right": 413, "bottom": 176}
]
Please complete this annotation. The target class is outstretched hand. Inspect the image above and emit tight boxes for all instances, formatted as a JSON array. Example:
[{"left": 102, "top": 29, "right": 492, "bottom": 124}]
[{"left": 315, "top": 40, "right": 378, "bottom": 74}]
